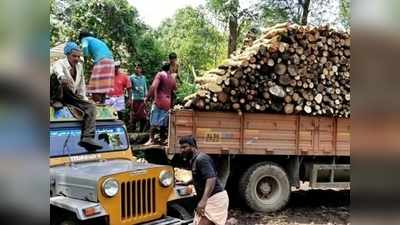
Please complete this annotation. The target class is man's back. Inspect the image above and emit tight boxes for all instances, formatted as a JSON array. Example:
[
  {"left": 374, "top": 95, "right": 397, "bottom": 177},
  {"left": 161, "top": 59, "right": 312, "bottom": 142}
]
[
  {"left": 81, "top": 37, "right": 113, "bottom": 63},
  {"left": 151, "top": 71, "right": 176, "bottom": 111}
]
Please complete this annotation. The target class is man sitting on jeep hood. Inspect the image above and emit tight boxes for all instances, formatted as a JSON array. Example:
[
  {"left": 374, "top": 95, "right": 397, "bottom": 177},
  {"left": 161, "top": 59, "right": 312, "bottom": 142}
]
[{"left": 50, "top": 41, "right": 101, "bottom": 150}]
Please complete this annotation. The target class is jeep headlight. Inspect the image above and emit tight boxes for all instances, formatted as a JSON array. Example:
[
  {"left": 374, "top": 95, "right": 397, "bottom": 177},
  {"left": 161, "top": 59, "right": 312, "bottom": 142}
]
[
  {"left": 102, "top": 178, "right": 119, "bottom": 197},
  {"left": 159, "top": 170, "right": 173, "bottom": 187}
]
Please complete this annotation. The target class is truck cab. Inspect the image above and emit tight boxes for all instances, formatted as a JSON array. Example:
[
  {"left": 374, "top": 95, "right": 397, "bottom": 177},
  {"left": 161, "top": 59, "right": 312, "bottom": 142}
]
[{"left": 50, "top": 106, "right": 192, "bottom": 225}]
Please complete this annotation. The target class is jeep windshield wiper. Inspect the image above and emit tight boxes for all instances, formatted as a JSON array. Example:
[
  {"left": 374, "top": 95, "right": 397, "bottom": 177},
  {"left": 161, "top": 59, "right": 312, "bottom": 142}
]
[
  {"left": 62, "top": 133, "right": 71, "bottom": 155},
  {"left": 62, "top": 133, "right": 74, "bottom": 165}
]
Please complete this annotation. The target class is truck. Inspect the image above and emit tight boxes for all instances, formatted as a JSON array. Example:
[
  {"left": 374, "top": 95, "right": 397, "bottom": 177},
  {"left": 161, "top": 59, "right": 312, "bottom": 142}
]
[
  {"left": 49, "top": 106, "right": 194, "bottom": 225},
  {"left": 165, "top": 110, "right": 350, "bottom": 212}
]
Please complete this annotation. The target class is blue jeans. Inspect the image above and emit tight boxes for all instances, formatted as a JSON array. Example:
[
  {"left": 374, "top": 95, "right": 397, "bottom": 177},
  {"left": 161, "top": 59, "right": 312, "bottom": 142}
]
[{"left": 149, "top": 104, "right": 168, "bottom": 128}]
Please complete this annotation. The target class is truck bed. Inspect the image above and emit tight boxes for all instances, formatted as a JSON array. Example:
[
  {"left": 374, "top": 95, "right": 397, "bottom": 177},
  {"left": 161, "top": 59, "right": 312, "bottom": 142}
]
[{"left": 168, "top": 110, "right": 350, "bottom": 156}]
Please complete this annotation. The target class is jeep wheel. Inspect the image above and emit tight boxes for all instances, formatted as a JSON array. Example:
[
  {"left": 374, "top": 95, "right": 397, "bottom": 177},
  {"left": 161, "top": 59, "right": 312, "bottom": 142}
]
[{"left": 239, "top": 162, "right": 290, "bottom": 212}]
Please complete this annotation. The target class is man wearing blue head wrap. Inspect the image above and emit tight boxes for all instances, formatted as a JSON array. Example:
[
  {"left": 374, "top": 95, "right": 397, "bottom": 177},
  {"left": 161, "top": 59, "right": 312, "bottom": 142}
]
[
  {"left": 63, "top": 41, "right": 80, "bottom": 55},
  {"left": 51, "top": 41, "right": 102, "bottom": 150}
]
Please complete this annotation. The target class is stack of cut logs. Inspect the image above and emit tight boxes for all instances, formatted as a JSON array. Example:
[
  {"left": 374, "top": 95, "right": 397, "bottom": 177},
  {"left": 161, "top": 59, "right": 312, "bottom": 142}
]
[{"left": 184, "top": 23, "right": 350, "bottom": 117}]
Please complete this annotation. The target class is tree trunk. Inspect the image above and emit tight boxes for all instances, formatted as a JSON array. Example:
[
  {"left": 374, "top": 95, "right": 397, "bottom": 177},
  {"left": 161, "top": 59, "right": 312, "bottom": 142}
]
[
  {"left": 300, "top": 0, "right": 311, "bottom": 25},
  {"left": 228, "top": 16, "right": 238, "bottom": 57}
]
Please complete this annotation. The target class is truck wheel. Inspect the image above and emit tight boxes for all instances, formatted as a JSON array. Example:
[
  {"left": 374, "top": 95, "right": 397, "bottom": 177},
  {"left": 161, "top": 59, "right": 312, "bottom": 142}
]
[
  {"left": 239, "top": 162, "right": 290, "bottom": 212},
  {"left": 54, "top": 215, "right": 86, "bottom": 225},
  {"left": 168, "top": 203, "right": 193, "bottom": 221},
  {"left": 58, "top": 218, "right": 80, "bottom": 225}
]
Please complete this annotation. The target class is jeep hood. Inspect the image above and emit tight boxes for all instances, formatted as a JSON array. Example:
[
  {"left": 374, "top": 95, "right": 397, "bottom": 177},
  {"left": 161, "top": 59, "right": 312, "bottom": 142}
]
[{"left": 50, "top": 159, "right": 164, "bottom": 202}]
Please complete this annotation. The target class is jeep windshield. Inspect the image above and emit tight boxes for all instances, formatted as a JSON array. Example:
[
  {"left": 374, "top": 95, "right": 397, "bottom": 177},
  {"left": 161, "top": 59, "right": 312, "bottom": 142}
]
[{"left": 50, "top": 122, "right": 129, "bottom": 158}]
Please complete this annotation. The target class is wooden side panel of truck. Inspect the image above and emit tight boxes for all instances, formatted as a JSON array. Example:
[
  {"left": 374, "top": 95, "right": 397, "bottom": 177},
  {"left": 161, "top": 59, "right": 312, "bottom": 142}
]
[
  {"left": 167, "top": 110, "right": 350, "bottom": 212},
  {"left": 168, "top": 110, "right": 350, "bottom": 156}
]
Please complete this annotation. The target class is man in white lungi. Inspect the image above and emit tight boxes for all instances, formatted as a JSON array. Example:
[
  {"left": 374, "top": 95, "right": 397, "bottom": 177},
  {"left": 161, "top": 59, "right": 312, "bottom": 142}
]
[{"left": 179, "top": 135, "right": 229, "bottom": 225}]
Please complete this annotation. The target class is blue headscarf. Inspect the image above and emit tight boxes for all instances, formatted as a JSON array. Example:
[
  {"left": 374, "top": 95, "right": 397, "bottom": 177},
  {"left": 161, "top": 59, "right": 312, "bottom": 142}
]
[{"left": 64, "top": 41, "right": 80, "bottom": 55}]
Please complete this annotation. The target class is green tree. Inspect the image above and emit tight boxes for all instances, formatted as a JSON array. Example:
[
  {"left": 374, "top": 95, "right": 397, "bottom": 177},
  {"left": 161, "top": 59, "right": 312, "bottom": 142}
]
[
  {"left": 156, "top": 6, "right": 227, "bottom": 103},
  {"left": 339, "top": 0, "right": 350, "bottom": 29},
  {"left": 259, "top": 0, "right": 309, "bottom": 25},
  {"left": 67, "top": 0, "right": 144, "bottom": 69},
  {"left": 50, "top": 0, "right": 73, "bottom": 46},
  {"left": 260, "top": 4, "right": 290, "bottom": 26},
  {"left": 206, "top": 0, "right": 260, "bottom": 56},
  {"left": 50, "top": 0, "right": 163, "bottom": 78},
  {"left": 134, "top": 31, "right": 164, "bottom": 80}
]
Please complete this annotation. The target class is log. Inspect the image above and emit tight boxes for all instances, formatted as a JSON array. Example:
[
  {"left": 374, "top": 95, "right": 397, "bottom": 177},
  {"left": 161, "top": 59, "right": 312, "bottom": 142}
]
[
  {"left": 217, "top": 92, "right": 228, "bottom": 103},
  {"left": 267, "top": 58, "right": 275, "bottom": 67},
  {"left": 232, "top": 103, "right": 240, "bottom": 110},
  {"left": 279, "top": 74, "right": 291, "bottom": 86},
  {"left": 304, "top": 105, "right": 312, "bottom": 114},
  {"left": 263, "top": 92, "right": 271, "bottom": 99},
  {"left": 295, "top": 105, "right": 303, "bottom": 113},
  {"left": 314, "top": 93, "right": 323, "bottom": 104},
  {"left": 184, "top": 23, "right": 350, "bottom": 117},
  {"left": 293, "top": 93, "right": 301, "bottom": 102},
  {"left": 284, "top": 104, "right": 294, "bottom": 114},
  {"left": 284, "top": 95, "right": 292, "bottom": 103},
  {"left": 269, "top": 85, "right": 286, "bottom": 98},
  {"left": 288, "top": 65, "right": 297, "bottom": 76},
  {"left": 274, "top": 63, "right": 287, "bottom": 75}
]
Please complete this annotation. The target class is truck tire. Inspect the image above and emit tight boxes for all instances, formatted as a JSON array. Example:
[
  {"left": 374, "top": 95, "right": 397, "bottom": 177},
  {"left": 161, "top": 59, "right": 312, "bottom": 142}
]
[
  {"left": 239, "top": 162, "right": 290, "bottom": 212},
  {"left": 57, "top": 217, "right": 80, "bottom": 225},
  {"left": 168, "top": 203, "right": 193, "bottom": 221},
  {"left": 57, "top": 217, "right": 102, "bottom": 225}
]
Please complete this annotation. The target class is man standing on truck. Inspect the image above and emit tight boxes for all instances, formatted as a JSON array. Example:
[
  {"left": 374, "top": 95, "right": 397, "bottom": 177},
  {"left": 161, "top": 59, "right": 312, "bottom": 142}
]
[
  {"left": 144, "top": 62, "right": 176, "bottom": 145},
  {"left": 179, "top": 135, "right": 229, "bottom": 225},
  {"left": 50, "top": 41, "right": 102, "bottom": 150},
  {"left": 105, "top": 61, "right": 132, "bottom": 120},
  {"left": 130, "top": 63, "right": 148, "bottom": 132},
  {"left": 79, "top": 31, "right": 115, "bottom": 104}
]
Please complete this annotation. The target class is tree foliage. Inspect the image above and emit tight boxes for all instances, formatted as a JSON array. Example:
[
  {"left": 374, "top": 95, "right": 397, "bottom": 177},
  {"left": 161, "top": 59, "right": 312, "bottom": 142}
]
[
  {"left": 157, "top": 7, "right": 226, "bottom": 73},
  {"left": 156, "top": 6, "right": 227, "bottom": 103},
  {"left": 50, "top": 0, "right": 348, "bottom": 104},
  {"left": 260, "top": 0, "right": 344, "bottom": 28},
  {"left": 259, "top": 0, "right": 302, "bottom": 24},
  {"left": 339, "top": 0, "right": 350, "bottom": 29},
  {"left": 206, "top": 0, "right": 260, "bottom": 56},
  {"left": 260, "top": 5, "right": 290, "bottom": 26},
  {"left": 50, "top": 0, "right": 163, "bottom": 78}
]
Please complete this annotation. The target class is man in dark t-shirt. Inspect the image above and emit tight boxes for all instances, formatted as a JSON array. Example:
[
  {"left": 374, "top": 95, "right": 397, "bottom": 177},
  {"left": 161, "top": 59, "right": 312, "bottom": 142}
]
[{"left": 179, "top": 135, "right": 229, "bottom": 225}]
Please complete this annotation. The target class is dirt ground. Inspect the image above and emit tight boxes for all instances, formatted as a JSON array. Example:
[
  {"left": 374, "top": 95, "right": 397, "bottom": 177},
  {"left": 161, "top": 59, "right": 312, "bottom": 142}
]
[{"left": 227, "top": 187, "right": 350, "bottom": 225}]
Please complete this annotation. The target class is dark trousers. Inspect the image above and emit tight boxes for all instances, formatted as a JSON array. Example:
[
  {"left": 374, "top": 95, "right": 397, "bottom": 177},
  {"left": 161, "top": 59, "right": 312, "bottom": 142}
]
[
  {"left": 50, "top": 73, "right": 96, "bottom": 139},
  {"left": 50, "top": 74, "right": 96, "bottom": 139},
  {"left": 62, "top": 88, "right": 96, "bottom": 139},
  {"left": 117, "top": 111, "right": 125, "bottom": 121}
]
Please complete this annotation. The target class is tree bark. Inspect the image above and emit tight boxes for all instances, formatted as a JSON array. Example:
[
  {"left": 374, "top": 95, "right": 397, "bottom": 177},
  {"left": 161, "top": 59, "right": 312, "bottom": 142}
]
[
  {"left": 228, "top": 16, "right": 238, "bottom": 57},
  {"left": 300, "top": 0, "right": 311, "bottom": 25}
]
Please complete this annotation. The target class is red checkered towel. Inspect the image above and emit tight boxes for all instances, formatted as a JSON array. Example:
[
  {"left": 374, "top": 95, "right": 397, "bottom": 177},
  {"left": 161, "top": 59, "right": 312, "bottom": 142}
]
[{"left": 87, "top": 58, "right": 115, "bottom": 93}]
